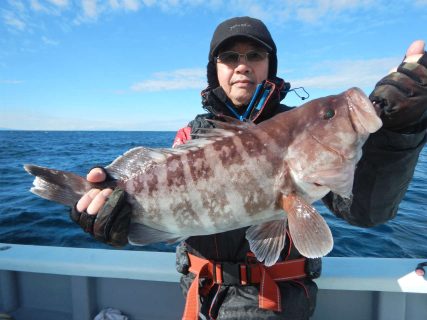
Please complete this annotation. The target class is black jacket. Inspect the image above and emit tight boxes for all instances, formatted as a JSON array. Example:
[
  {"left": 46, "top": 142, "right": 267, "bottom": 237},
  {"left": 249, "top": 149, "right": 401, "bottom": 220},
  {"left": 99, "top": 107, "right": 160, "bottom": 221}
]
[{"left": 177, "top": 79, "right": 426, "bottom": 320}]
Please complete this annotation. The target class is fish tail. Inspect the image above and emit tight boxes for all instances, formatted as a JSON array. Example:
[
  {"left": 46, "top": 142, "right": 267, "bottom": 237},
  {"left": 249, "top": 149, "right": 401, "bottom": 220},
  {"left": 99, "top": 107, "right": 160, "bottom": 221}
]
[{"left": 24, "top": 164, "right": 92, "bottom": 207}]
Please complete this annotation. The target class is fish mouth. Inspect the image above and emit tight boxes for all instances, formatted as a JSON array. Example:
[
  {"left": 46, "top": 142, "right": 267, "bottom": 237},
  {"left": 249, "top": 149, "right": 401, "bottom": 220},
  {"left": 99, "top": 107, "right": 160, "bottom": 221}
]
[
  {"left": 310, "top": 133, "right": 348, "bottom": 162},
  {"left": 305, "top": 133, "right": 357, "bottom": 196},
  {"left": 306, "top": 164, "right": 355, "bottom": 198},
  {"left": 346, "top": 88, "right": 383, "bottom": 134}
]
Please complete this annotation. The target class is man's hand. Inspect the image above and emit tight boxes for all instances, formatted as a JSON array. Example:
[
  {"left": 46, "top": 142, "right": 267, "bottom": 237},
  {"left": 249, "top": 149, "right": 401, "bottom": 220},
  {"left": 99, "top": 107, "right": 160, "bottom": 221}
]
[
  {"left": 399, "top": 40, "right": 424, "bottom": 65},
  {"left": 76, "top": 168, "right": 112, "bottom": 215},
  {"left": 370, "top": 40, "right": 427, "bottom": 133},
  {"left": 70, "top": 167, "right": 130, "bottom": 247}
]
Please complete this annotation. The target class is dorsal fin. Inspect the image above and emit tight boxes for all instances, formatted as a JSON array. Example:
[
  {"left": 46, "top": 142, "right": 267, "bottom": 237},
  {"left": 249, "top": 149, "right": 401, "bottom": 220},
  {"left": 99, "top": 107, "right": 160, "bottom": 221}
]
[
  {"left": 105, "top": 130, "right": 233, "bottom": 181},
  {"left": 105, "top": 147, "right": 172, "bottom": 181},
  {"left": 106, "top": 119, "right": 256, "bottom": 181},
  {"left": 187, "top": 117, "right": 255, "bottom": 141},
  {"left": 174, "top": 121, "right": 249, "bottom": 148},
  {"left": 185, "top": 127, "right": 236, "bottom": 141},
  {"left": 207, "top": 116, "right": 256, "bottom": 132}
]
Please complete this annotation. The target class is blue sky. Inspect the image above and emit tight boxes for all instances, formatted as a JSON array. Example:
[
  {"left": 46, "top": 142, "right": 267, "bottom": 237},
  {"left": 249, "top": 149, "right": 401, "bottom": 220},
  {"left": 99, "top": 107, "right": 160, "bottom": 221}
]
[{"left": 1, "top": 0, "right": 426, "bottom": 131}]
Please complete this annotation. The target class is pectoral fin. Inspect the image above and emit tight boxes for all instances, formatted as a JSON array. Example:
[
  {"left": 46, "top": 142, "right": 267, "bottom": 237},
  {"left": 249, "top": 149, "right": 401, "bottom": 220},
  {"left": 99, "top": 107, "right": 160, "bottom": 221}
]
[
  {"left": 246, "top": 219, "right": 287, "bottom": 267},
  {"left": 282, "top": 194, "right": 333, "bottom": 258}
]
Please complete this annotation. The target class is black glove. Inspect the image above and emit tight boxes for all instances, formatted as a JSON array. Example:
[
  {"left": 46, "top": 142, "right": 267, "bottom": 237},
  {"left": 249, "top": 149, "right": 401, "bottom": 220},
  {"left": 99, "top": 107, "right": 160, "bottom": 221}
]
[
  {"left": 370, "top": 52, "right": 427, "bottom": 133},
  {"left": 70, "top": 188, "right": 131, "bottom": 247}
]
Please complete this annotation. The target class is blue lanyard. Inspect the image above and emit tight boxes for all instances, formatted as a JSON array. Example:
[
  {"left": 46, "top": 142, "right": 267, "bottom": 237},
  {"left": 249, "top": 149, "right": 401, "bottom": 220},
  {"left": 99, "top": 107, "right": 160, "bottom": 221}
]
[
  {"left": 252, "top": 88, "right": 270, "bottom": 116},
  {"left": 225, "top": 84, "right": 266, "bottom": 121}
]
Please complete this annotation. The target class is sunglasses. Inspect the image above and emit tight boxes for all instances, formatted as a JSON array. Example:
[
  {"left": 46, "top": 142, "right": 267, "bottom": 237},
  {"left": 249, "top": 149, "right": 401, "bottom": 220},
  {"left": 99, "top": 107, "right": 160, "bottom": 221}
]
[{"left": 216, "top": 50, "right": 269, "bottom": 65}]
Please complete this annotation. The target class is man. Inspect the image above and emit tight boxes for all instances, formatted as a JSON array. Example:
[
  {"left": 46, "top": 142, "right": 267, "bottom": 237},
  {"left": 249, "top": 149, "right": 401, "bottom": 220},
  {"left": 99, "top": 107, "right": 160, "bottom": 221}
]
[{"left": 72, "top": 17, "right": 427, "bottom": 319}]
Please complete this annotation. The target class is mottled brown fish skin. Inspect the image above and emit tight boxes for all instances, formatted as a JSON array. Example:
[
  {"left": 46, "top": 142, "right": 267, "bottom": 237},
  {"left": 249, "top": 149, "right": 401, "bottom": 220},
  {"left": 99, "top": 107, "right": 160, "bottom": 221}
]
[
  {"left": 128, "top": 127, "right": 286, "bottom": 234},
  {"left": 126, "top": 88, "right": 381, "bottom": 237},
  {"left": 187, "top": 147, "right": 214, "bottom": 181},
  {"left": 213, "top": 135, "right": 243, "bottom": 166}
]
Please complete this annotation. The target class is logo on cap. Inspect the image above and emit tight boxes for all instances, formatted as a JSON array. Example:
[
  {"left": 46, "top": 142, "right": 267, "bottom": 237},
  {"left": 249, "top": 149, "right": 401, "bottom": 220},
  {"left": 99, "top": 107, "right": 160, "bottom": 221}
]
[{"left": 229, "top": 23, "right": 252, "bottom": 31}]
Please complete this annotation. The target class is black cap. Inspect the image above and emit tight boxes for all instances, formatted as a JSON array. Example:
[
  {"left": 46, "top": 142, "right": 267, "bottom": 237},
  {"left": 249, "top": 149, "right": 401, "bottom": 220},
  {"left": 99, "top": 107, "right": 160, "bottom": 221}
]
[
  {"left": 207, "top": 17, "right": 278, "bottom": 88},
  {"left": 209, "top": 16, "right": 276, "bottom": 59}
]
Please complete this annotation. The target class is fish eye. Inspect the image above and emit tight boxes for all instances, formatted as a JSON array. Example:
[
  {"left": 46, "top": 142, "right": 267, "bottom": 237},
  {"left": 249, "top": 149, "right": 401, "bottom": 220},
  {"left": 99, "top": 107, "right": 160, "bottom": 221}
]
[{"left": 323, "top": 109, "right": 335, "bottom": 120}]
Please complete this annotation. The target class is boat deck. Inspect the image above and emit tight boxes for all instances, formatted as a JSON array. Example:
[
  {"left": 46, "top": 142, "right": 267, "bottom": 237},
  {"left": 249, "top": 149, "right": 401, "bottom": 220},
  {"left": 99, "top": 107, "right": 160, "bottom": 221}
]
[{"left": 1, "top": 243, "right": 426, "bottom": 320}]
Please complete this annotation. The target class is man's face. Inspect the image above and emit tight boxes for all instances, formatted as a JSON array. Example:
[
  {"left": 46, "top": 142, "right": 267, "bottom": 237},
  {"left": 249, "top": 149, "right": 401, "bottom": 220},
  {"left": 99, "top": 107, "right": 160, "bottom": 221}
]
[{"left": 216, "top": 41, "right": 269, "bottom": 108}]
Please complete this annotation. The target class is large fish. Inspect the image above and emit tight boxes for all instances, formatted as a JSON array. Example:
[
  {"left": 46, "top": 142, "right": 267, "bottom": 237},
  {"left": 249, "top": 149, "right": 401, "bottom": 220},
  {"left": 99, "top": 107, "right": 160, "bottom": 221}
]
[{"left": 24, "top": 87, "right": 382, "bottom": 266}]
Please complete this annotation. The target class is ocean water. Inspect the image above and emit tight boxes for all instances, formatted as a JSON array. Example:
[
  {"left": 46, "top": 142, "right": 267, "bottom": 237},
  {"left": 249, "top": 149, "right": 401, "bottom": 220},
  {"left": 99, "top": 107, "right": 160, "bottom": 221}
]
[{"left": 0, "top": 130, "right": 426, "bottom": 258}]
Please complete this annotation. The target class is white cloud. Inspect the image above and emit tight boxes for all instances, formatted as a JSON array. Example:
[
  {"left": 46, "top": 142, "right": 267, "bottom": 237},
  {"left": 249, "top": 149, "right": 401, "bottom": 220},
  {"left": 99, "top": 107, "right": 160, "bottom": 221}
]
[
  {"left": 288, "top": 57, "right": 399, "bottom": 90},
  {"left": 299, "top": 0, "right": 373, "bottom": 23},
  {"left": 30, "top": 0, "right": 45, "bottom": 12},
  {"left": 1, "top": 0, "right": 423, "bottom": 32},
  {"left": 81, "top": 0, "right": 99, "bottom": 18},
  {"left": 109, "top": 0, "right": 120, "bottom": 9},
  {"left": 210, "top": 0, "right": 377, "bottom": 24},
  {"left": 124, "top": 0, "right": 142, "bottom": 11},
  {"left": 107, "top": 0, "right": 142, "bottom": 11},
  {"left": 131, "top": 68, "right": 206, "bottom": 92},
  {"left": 8, "top": 0, "right": 26, "bottom": 13},
  {"left": 47, "top": 0, "right": 69, "bottom": 7},
  {"left": 2, "top": 11, "right": 26, "bottom": 30},
  {"left": 29, "top": 0, "right": 64, "bottom": 15},
  {"left": 41, "top": 36, "right": 59, "bottom": 46}
]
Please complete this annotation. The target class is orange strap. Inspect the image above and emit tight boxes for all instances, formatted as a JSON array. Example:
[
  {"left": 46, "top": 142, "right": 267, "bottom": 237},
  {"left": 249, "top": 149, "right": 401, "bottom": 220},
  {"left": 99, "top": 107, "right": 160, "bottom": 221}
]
[
  {"left": 182, "top": 254, "right": 306, "bottom": 319},
  {"left": 257, "top": 258, "right": 306, "bottom": 311},
  {"left": 182, "top": 254, "right": 215, "bottom": 320}
]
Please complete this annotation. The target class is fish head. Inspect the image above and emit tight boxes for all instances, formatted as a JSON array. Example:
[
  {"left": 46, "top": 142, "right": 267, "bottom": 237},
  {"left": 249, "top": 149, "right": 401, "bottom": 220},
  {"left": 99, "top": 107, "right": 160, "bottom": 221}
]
[{"left": 287, "top": 87, "right": 382, "bottom": 201}]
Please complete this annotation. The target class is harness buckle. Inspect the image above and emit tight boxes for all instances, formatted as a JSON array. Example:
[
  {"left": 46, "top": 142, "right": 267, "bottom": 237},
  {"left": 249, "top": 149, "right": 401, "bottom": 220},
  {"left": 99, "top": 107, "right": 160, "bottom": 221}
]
[
  {"left": 212, "top": 261, "right": 256, "bottom": 285},
  {"left": 214, "top": 262, "right": 241, "bottom": 285}
]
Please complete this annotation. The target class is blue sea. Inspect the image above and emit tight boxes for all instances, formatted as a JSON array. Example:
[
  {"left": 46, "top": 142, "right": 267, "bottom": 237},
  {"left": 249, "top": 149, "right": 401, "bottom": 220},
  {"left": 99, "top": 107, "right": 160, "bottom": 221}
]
[{"left": 0, "top": 130, "right": 426, "bottom": 258}]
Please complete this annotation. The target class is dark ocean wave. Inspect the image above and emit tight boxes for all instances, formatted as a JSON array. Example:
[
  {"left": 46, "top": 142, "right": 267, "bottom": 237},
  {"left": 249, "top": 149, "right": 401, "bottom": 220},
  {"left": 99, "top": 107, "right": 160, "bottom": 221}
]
[{"left": 0, "top": 130, "right": 426, "bottom": 258}]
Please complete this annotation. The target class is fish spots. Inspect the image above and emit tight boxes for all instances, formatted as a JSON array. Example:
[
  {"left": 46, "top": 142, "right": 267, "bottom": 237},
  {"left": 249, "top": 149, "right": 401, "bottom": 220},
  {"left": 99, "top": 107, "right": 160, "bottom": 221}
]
[
  {"left": 238, "top": 131, "right": 279, "bottom": 165},
  {"left": 125, "top": 178, "right": 138, "bottom": 194},
  {"left": 123, "top": 169, "right": 159, "bottom": 196},
  {"left": 212, "top": 138, "right": 243, "bottom": 167},
  {"left": 239, "top": 136, "right": 261, "bottom": 156},
  {"left": 170, "top": 196, "right": 202, "bottom": 229},
  {"left": 234, "top": 170, "right": 271, "bottom": 215},
  {"left": 130, "top": 196, "right": 162, "bottom": 225},
  {"left": 200, "top": 188, "right": 235, "bottom": 227},
  {"left": 166, "top": 156, "right": 186, "bottom": 188},
  {"left": 187, "top": 147, "right": 213, "bottom": 181},
  {"left": 243, "top": 190, "right": 270, "bottom": 214},
  {"left": 210, "top": 133, "right": 276, "bottom": 217},
  {"left": 144, "top": 172, "right": 159, "bottom": 196},
  {"left": 209, "top": 147, "right": 274, "bottom": 218}
]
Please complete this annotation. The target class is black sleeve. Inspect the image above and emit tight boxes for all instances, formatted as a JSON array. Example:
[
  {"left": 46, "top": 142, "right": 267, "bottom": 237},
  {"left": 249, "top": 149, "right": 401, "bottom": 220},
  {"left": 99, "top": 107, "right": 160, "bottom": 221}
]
[
  {"left": 323, "top": 128, "right": 426, "bottom": 227},
  {"left": 188, "top": 113, "right": 216, "bottom": 137}
]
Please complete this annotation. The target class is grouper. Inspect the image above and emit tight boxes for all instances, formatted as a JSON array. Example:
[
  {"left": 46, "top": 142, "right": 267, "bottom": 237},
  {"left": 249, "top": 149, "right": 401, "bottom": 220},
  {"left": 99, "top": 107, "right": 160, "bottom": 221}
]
[{"left": 24, "top": 87, "right": 382, "bottom": 266}]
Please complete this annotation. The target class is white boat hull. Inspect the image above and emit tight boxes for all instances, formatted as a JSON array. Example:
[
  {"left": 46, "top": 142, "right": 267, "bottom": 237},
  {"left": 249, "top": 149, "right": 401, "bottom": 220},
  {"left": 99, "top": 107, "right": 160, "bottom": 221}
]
[{"left": 1, "top": 243, "right": 426, "bottom": 320}]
